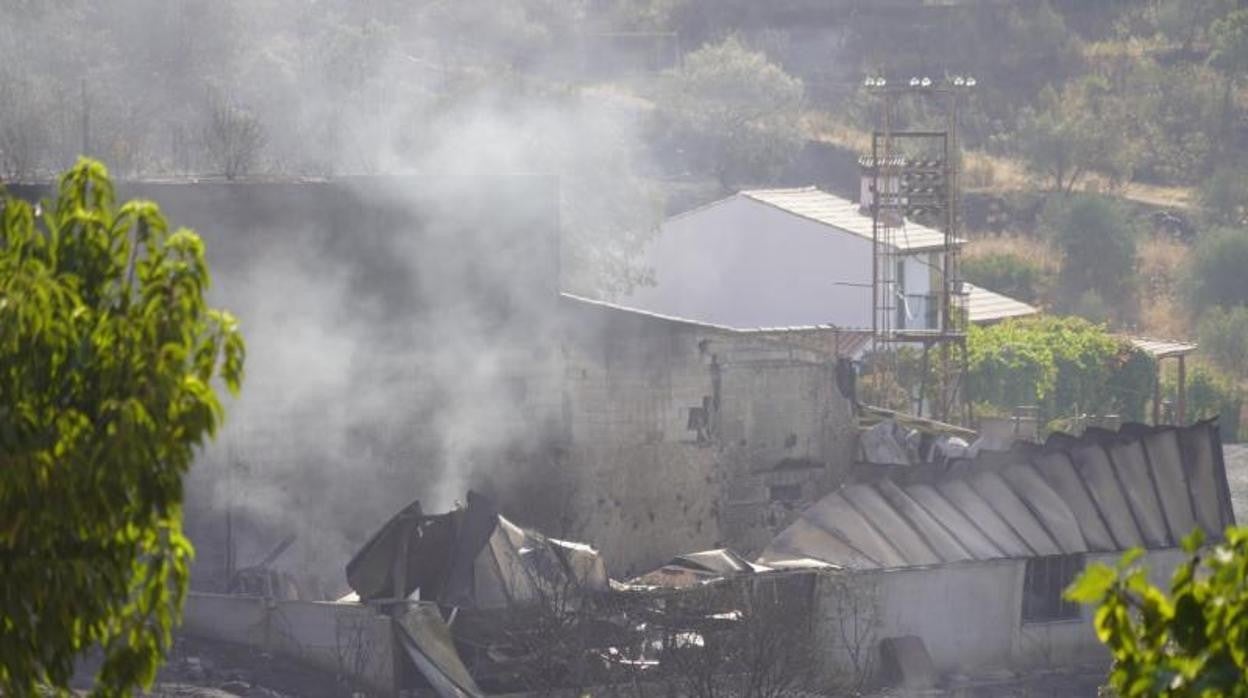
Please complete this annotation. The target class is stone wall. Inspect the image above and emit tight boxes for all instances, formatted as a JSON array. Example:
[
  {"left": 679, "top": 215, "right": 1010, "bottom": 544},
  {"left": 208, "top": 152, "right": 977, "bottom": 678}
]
[{"left": 484, "top": 299, "right": 857, "bottom": 578}]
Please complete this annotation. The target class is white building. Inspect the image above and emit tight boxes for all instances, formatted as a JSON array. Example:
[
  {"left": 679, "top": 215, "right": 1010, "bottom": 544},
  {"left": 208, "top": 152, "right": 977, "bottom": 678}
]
[{"left": 622, "top": 187, "right": 1036, "bottom": 334}]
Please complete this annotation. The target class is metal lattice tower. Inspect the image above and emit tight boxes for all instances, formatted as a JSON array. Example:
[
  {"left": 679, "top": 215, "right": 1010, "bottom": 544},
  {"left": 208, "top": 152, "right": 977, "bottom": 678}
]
[{"left": 864, "top": 75, "right": 974, "bottom": 424}]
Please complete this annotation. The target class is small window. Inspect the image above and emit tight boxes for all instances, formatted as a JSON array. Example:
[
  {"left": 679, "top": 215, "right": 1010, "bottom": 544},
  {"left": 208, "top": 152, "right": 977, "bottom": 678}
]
[
  {"left": 769, "top": 484, "right": 803, "bottom": 504},
  {"left": 1022, "top": 554, "right": 1084, "bottom": 623}
]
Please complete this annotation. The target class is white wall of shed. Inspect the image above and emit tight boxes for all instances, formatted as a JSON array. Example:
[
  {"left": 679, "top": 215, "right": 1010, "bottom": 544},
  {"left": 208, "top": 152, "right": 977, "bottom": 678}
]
[{"left": 811, "top": 547, "right": 1190, "bottom": 685}]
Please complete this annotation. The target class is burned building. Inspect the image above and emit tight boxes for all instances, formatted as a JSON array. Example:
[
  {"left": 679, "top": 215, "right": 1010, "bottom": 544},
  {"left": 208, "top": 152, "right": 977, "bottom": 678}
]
[
  {"left": 6, "top": 176, "right": 856, "bottom": 588},
  {"left": 494, "top": 294, "right": 856, "bottom": 577}
]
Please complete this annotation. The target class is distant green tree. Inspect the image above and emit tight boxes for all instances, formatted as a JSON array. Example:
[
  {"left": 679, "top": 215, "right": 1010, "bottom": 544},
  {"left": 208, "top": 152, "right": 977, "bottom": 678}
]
[
  {"left": 654, "top": 36, "right": 804, "bottom": 189},
  {"left": 1152, "top": 0, "right": 1237, "bottom": 52},
  {"left": 0, "top": 159, "right": 244, "bottom": 694},
  {"left": 1121, "top": 60, "right": 1220, "bottom": 185},
  {"left": 1209, "top": 9, "right": 1248, "bottom": 161},
  {"left": 1185, "top": 227, "right": 1248, "bottom": 309},
  {"left": 1162, "top": 362, "right": 1243, "bottom": 442},
  {"left": 1016, "top": 78, "right": 1134, "bottom": 194},
  {"left": 202, "top": 91, "right": 266, "bottom": 180},
  {"left": 1066, "top": 527, "right": 1248, "bottom": 696},
  {"left": 1044, "top": 195, "right": 1138, "bottom": 313},
  {"left": 1197, "top": 306, "right": 1248, "bottom": 376},
  {"left": 962, "top": 252, "right": 1047, "bottom": 304},
  {"left": 1197, "top": 167, "right": 1248, "bottom": 226}
]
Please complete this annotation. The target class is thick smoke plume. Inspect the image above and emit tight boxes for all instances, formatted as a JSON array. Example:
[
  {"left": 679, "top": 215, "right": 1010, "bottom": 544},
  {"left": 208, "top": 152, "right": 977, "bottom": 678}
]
[{"left": 0, "top": 1, "right": 667, "bottom": 594}]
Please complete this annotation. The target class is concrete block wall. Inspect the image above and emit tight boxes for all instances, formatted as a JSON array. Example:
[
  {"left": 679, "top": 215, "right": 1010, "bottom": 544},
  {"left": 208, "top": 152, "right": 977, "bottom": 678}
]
[
  {"left": 562, "top": 320, "right": 715, "bottom": 447},
  {"left": 715, "top": 343, "right": 856, "bottom": 556},
  {"left": 490, "top": 308, "right": 857, "bottom": 577},
  {"left": 182, "top": 593, "right": 395, "bottom": 694}
]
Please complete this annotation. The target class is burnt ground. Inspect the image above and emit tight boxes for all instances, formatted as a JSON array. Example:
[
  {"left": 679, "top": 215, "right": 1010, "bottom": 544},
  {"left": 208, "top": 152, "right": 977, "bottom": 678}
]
[
  {"left": 70, "top": 635, "right": 353, "bottom": 698},
  {"left": 65, "top": 634, "right": 1109, "bottom": 698},
  {"left": 145, "top": 636, "right": 356, "bottom": 698}
]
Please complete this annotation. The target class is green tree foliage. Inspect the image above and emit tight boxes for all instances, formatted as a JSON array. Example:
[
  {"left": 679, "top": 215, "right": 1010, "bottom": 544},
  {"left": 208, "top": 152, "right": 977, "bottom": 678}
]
[
  {"left": 1043, "top": 195, "right": 1138, "bottom": 313},
  {"left": 1120, "top": 60, "right": 1220, "bottom": 185},
  {"left": 1185, "top": 227, "right": 1248, "bottom": 310},
  {"left": 1015, "top": 78, "right": 1134, "bottom": 194},
  {"left": 968, "top": 316, "right": 1154, "bottom": 423},
  {"left": 961, "top": 252, "right": 1048, "bottom": 304},
  {"left": 0, "top": 160, "right": 244, "bottom": 694},
  {"left": 1066, "top": 527, "right": 1248, "bottom": 696},
  {"left": 1198, "top": 167, "right": 1248, "bottom": 227},
  {"left": 654, "top": 36, "right": 804, "bottom": 189},
  {"left": 1210, "top": 8, "right": 1248, "bottom": 154},
  {"left": 1197, "top": 306, "right": 1248, "bottom": 377},
  {"left": 1150, "top": 0, "right": 1238, "bottom": 52},
  {"left": 1162, "top": 363, "right": 1243, "bottom": 442}
]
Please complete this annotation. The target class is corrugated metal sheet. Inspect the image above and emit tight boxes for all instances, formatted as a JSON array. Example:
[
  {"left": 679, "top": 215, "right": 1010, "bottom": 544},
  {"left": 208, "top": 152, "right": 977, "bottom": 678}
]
[
  {"left": 762, "top": 421, "right": 1235, "bottom": 569},
  {"left": 1126, "top": 336, "right": 1198, "bottom": 359},
  {"left": 741, "top": 187, "right": 956, "bottom": 252},
  {"left": 963, "top": 282, "right": 1039, "bottom": 324}
]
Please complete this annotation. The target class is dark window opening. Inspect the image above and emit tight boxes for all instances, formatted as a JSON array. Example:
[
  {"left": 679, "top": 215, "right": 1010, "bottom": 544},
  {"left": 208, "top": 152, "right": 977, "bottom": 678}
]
[
  {"left": 1022, "top": 554, "right": 1084, "bottom": 623},
  {"left": 769, "top": 484, "right": 803, "bottom": 504},
  {"left": 686, "top": 396, "right": 715, "bottom": 443}
]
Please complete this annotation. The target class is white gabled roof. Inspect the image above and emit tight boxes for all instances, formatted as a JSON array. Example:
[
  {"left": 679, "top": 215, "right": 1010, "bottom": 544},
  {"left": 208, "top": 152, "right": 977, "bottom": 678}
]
[
  {"left": 740, "top": 187, "right": 959, "bottom": 252},
  {"left": 963, "top": 283, "right": 1039, "bottom": 324}
]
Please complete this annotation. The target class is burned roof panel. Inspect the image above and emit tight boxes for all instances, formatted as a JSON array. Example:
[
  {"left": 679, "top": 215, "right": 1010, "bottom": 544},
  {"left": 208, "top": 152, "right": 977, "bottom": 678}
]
[
  {"left": 904, "top": 484, "right": 1005, "bottom": 560},
  {"left": 999, "top": 464, "right": 1087, "bottom": 554},
  {"left": 759, "top": 517, "right": 880, "bottom": 569},
  {"left": 874, "top": 480, "right": 974, "bottom": 563},
  {"left": 1031, "top": 451, "right": 1117, "bottom": 552},
  {"left": 969, "top": 471, "right": 1062, "bottom": 556},
  {"left": 1141, "top": 429, "right": 1200, "bottom": 541},
  {"left": 764, "top": 423, "right": 1234, "bottom": 569},
  {"left": 803, "top": 492, "right": 910, "bottom": 568},
  {"left": 1106, "top": 439, "right": 1171, "bottom": 547},
  {"left": 1181, "top": 421, "right": 1235, "bottom": 535},
  {"left": 1070, "top": 443, "right": 1145, "bottom": 550},
  {"left": 936, "top": 480, "right": 1034, "bottom": 557},
  {"left": 842, "top": 484, "right": 942, "bottom": 566},
  {"left": 346, "top": 491, "right": 608, "bottom": 609}
]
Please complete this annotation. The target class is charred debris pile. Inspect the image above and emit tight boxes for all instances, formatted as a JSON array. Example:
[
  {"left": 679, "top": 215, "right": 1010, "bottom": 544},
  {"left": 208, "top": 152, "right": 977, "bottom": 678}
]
[
  {"left": 194, "top": 419, "right": 1234, "bottom": 696},
  {"left": 342, "top": 491, "right": 820, "bottom": 695}
]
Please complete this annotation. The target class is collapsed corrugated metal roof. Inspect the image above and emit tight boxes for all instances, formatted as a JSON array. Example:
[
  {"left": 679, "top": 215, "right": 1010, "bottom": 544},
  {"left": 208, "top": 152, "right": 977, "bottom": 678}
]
[
  {"left": 761, "top": 420, "right": 1235, "bottom": 569},
  {"left": 628, "top": 549, "right": 773, "bottom": 589},
  {"left": 346, "top": 491, "right": 608, "bottom": 609},
  {"left": 741, "top": 187, "right": 959, "bottom": 252}
]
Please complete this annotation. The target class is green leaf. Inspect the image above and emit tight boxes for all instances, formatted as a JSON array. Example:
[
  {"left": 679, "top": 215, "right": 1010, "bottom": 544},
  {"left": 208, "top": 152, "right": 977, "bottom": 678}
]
[
  {"left": 0, "top": 159, "right": 243, "bottom": 696},
  {"left": 1066, "top": 562, "right": 1118, "bottom": 604}
]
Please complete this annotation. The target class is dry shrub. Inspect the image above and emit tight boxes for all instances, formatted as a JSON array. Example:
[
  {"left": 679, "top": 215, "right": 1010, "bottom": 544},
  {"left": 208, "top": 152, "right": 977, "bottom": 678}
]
[
  {"left": 963, "top": 234, "right": 1060, "bottom": 272},
  {"left": 1137, "top": 236, "right": 1188, "bottom": 301},
  {"left": 1138, "top": 296, "right": 1191, "bottom": 340}
]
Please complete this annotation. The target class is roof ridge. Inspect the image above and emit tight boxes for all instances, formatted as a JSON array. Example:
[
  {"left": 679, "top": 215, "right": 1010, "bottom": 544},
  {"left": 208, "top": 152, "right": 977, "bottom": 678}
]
[{"left": 740, "top": 185, "right": 820, "bottom": 196}]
